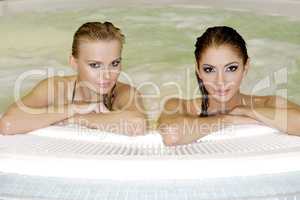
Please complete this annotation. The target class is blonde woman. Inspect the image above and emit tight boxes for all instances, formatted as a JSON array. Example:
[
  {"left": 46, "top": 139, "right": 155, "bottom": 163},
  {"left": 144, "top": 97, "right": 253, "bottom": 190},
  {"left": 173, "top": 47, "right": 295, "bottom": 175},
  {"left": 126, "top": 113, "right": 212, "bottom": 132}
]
[{"left": 0, "top": 22, "right": 146, "bottom": 135}]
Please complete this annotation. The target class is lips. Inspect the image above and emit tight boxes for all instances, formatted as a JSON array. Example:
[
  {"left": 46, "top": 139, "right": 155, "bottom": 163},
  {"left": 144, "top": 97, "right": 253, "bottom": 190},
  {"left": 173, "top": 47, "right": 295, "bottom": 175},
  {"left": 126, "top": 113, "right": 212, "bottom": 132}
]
[
  {"left": 215, "top": 89, "right": 230, "bottom": 96},
  {"left": 96, "top": 82, "right": 111, "bottom": 88}
]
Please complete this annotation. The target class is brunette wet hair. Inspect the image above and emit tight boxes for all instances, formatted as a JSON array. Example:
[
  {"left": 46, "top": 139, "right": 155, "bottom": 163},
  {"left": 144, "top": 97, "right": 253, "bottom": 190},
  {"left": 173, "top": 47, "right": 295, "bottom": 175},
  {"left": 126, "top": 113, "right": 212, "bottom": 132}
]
[{"left": 194, "top": 26, "right": 249, "bottom": 117}]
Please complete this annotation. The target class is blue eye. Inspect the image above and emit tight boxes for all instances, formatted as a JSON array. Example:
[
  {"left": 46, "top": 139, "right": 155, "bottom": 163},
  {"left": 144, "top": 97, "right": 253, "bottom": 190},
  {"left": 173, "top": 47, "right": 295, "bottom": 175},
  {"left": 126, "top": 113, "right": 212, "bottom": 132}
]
[
  {"left": 203, "top": 67, "right": 215, "bottom": 73},
  {"left": 226, "top": 65, "right": 238, "bottom": 72},
  {"left": 89, "top": 63, "right": 101, "bottom": 68}
]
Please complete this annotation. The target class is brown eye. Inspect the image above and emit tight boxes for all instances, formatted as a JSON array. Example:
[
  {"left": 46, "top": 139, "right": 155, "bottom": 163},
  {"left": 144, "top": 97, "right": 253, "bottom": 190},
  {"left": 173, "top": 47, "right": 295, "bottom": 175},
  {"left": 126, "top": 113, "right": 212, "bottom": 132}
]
[
  {"left": 111, "top": 61, "right": 120, "bottom": 67},
  {"left": 225, "top": 65, "right": 238, "bottom": 72},
  {"left": 203, "top": 67, "right": 215, "bottom": 73}
]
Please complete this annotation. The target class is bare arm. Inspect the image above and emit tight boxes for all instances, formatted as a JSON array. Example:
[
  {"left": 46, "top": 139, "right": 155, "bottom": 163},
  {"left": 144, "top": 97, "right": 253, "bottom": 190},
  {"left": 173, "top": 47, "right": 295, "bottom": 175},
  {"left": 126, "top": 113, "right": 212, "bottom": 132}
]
[
  {"left": 0, "top": 77, "right": 94, "bottom": 135},
  {"left": 66, "top": 85, "right": 147, "bottom": 136},
  {"left": 158, "top": 98, "right": 260, "bottom": 146},
  {"left": 230, "top": 96, "right": 300, "bottom": 136}
]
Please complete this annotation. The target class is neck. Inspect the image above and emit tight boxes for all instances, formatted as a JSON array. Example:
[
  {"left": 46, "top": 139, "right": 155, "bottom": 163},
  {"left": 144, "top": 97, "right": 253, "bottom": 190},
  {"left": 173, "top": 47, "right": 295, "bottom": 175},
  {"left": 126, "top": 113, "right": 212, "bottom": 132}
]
[{"left": 76, "top": 77, "right": 102, "bottom": 102}]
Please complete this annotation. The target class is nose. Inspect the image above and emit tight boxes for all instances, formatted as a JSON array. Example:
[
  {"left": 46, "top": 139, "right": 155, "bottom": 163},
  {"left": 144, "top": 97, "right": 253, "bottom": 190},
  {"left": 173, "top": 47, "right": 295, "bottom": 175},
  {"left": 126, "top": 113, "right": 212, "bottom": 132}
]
[
  {"left": 216, "top": 71, "right": 225, "bottom": 87},
  {"left": 99, "top": 69, "right": 111, "bottom": 80}
]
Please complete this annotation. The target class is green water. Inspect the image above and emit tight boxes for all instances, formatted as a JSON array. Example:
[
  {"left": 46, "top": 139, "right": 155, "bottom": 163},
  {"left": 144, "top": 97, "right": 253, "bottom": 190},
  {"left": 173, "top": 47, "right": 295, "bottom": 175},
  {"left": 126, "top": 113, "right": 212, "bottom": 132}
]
[{"left": 0, "top": 6, "right": 299, "bottom": 117}]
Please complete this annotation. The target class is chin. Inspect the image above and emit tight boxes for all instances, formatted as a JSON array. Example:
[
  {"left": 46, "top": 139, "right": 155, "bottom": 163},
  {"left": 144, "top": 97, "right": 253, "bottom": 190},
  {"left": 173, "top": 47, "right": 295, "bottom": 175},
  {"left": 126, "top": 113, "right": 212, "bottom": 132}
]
[
  {"left": 97, "top": 86, "right": 113, "bottom": 94},
  {"left": 95, "top": 88, "right": 108, "bottom": 94},
  {"left": 212, "top": 93, "right": 235, "bottom": 103},
  {"left": 213, "top": 96, "right": 229, "bottom": 103}
]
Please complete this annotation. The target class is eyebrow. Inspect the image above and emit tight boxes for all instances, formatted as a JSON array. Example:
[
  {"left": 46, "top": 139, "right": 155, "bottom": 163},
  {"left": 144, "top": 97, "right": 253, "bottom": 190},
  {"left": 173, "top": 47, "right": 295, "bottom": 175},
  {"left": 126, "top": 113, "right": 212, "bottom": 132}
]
[
  {"left": 87, "top": 57, "right": 122, "bottom": 63},
  {"left": 202, "top": 62, "right": 239, "bottom": 68}
]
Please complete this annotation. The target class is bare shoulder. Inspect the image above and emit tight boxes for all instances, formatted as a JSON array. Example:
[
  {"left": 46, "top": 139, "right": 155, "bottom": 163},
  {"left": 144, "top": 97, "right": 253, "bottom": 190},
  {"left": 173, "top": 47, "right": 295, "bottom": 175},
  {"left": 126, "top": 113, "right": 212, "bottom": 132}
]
[
  {"left": 115, "top": 81, "right": 139, "bottom": 95},
  {"left": 264, "top": 95, "right": 300, "bottom": 109},
  {"left": 114, "top": 82, "right": 140, "bottom": 103},
  {"left": 241, "top": 94, "right": 269, "bottom": 107},
  {"left": 55, "top": 75, "right": 77, "bottom": 91},
  {"left": 184, "top": 98, "right": 202, "bottom": 116},
  {"left": 36, "top": 75, "right": 74, "bottom": 90},
  {"left": 241, "top": 94, "right": 300, "bottom": 109},
  {"left": 22, "top": 75, "right": 75, "bottom": 107},
  {"left": 113, "top": 82, "right": 142, "bottom": 110}
]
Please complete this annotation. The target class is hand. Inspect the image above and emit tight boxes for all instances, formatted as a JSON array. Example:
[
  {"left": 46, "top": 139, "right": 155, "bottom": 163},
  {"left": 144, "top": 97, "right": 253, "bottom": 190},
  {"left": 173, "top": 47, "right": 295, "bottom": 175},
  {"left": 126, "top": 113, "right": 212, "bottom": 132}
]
[
  {"left": 55, "top": 102, "right": 111, "bottom": 126},
  {"left": 158, "top": 120, "right": 180, "bottom": 146},
  {"left": 54, "top": 118, "right": 70, "bottom": 126},
  {"left": 158, "top": 117, "right": 192, "bottom": 146},
  {"left": 229, "top": 106, "right": 245, "bottom": 116},
  {"left": 94, "top": 102, "right": 110, "bottom": 114},
  {"left": 229, "top": 105, "right": 260, "bottom": 122},
  {"left": 229, "top": 105, "right": 256, "bottom": 117},
  {"left": 72, "top": 102, "right": 110, "bottom": 115},
  {"left": 53, "top": 115, "right": 78, "bottom": 126},
  {"left": 71, "top": 102, "right": 95, "bottom": 115}
]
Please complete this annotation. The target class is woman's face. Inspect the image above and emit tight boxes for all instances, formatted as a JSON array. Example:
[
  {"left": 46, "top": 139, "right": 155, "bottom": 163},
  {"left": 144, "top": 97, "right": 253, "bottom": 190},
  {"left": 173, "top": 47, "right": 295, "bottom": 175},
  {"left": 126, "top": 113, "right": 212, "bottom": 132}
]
[
  {"left": 197, "top": 45, "right": 248, "bottom": 102},
  {"left": 71, "top": 39, "right": 122, "bottom": 94}
]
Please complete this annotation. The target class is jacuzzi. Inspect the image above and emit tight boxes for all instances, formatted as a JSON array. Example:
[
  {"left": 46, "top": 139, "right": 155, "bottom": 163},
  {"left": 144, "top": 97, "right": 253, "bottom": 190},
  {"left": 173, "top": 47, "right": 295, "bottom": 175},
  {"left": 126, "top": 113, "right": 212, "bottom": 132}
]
[
  {"left": 1, "top": 123, "right": 300, "bottom": 200},
  {"left": 1, "top": 0, "right": 300, "bottom": 199}
]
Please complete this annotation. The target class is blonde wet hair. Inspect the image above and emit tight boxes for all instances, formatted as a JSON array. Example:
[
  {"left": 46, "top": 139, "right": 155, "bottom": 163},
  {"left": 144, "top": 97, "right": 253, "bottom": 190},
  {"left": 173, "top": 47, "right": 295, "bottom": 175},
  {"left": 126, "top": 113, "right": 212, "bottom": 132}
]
[{"left": 72, "top": 21, "right": 125, "bottom": 58}]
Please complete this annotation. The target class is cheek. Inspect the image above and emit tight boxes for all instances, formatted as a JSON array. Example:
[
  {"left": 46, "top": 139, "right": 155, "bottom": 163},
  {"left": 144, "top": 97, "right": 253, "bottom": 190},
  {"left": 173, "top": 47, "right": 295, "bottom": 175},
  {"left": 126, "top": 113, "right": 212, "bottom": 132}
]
[
  {"left": 226, "top": 72, "right": 243, "bottom": 88},
  {"left": 110, "top": 71, "right": 120, "bottom": 80},
  {"left": 199, "top": 73, "right": 217, "bottom": 92},
  {"left": 79, "top": 66, "right": 96, "bottom": 81},
  {"left": 201, "top": 80, "right": 216, "bottom": 94},
  {"left": 199, "top": 72, "right": 214, "bottom": 85}
]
